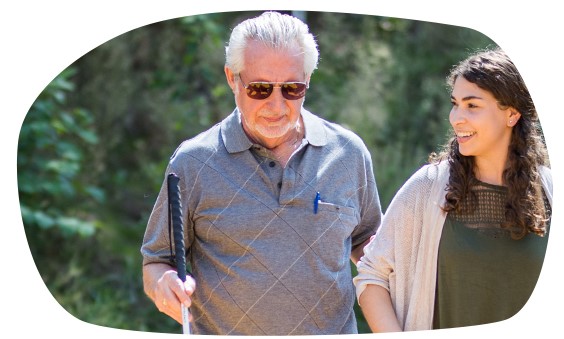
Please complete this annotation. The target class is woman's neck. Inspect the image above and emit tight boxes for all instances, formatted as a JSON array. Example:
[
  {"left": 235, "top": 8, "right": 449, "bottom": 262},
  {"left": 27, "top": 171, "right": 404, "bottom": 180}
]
[{"left": 474, "top": 157, "right": 508, "bottom": 186}]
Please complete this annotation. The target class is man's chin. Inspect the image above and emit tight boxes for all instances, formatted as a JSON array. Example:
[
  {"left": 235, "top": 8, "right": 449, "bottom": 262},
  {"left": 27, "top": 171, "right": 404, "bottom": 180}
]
[{"left": 256, "top": 126, "right": 291, "bottom": 140}]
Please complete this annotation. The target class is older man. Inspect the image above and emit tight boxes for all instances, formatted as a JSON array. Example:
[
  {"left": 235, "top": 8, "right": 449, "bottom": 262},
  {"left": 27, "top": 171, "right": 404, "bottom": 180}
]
[{"left": 141, "top": 11, "right": 382, "bottom": 335}]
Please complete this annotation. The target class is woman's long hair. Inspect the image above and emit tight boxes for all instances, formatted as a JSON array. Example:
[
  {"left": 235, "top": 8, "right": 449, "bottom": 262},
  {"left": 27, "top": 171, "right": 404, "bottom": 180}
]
[{"left": 430, "top": 48, "right": 550, "bottom": 239}]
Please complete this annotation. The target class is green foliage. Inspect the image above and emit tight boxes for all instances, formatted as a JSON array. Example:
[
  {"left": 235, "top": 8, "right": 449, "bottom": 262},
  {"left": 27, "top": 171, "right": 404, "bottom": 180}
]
[
  {"left": 18, "top": 11, "right": 496, "bottom": 334},
  {"left": 18, "top": 67, "right": 102, "bottom": 237}
]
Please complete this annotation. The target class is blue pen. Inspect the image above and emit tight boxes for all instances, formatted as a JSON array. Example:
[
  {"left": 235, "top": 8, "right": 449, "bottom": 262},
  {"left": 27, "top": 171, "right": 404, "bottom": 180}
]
[{"left": 314, "top": 192, "right": 320, "bottom": 214}]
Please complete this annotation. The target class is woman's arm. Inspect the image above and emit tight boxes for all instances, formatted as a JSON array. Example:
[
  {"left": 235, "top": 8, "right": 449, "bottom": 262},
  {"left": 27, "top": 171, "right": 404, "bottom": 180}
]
[{"left": 358, "top": 284, "right": 402, "bottom": 332}]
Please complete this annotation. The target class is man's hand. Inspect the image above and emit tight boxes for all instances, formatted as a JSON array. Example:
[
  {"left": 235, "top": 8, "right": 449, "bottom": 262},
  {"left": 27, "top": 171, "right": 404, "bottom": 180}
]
[{"left": 143, "top": 262, "right": 196, "bottom": 324}]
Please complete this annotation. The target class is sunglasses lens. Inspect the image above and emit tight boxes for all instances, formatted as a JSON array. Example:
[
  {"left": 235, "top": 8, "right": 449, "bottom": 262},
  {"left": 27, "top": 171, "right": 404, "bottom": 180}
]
[
  {"left": 246, "top": 83, "right": 273, "bottom": 100},
  {"left": 244, "top": 80, "right": 307, "bottom": 100},
  {"left": 281, "top": 83, "right": 307, "bottom": 100}
]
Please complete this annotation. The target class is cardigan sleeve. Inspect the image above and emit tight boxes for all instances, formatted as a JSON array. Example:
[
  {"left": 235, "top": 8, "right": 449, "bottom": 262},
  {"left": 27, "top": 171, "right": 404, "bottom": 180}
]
[
  {"left": 539, "top": 165, "right": 552, "bottom": 207},
  {"left": 353, "top": 163, "right": 448, "bottom": 330}
]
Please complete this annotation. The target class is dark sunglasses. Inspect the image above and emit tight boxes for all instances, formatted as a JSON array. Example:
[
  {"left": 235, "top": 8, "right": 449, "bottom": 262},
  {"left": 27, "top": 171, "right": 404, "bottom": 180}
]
[{"left": 237, "top": 74, "right": 308, "bottom": 100}]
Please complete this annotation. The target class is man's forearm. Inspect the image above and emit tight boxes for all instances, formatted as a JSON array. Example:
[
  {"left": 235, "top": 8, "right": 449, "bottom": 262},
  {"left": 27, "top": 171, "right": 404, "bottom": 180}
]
[{"left": 350, "top": 237, "right": 372, "bottom": 264}]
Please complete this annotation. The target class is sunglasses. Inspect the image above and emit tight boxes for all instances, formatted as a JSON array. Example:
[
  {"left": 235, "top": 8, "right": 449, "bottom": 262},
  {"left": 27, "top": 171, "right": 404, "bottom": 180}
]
[{"left": 237, "top": 74, "right": 308, "bottom": 100}]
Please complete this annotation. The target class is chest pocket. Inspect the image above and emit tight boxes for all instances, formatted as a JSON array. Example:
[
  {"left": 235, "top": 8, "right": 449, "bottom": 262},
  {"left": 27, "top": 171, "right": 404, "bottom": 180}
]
[{"left": 307, "top": 201, "right": 359, "bottom": 270}]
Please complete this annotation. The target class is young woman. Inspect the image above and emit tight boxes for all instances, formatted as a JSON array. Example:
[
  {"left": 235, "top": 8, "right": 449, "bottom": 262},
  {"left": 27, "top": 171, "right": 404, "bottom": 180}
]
[{"left": 354, "top": 48, "right": 552, "bottom": 331}]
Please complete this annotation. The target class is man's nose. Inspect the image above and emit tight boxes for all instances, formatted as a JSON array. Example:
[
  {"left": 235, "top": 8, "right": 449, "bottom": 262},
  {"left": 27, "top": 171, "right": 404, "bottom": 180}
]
[{"left": 267, "top": 85, "right": 287, "bottom": 108}]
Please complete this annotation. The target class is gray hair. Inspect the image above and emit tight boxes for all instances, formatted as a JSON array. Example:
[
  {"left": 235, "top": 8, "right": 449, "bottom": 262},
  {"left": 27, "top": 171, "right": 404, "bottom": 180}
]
[{"left": 225, "top": 11, "right": 319, "bottom": 77}]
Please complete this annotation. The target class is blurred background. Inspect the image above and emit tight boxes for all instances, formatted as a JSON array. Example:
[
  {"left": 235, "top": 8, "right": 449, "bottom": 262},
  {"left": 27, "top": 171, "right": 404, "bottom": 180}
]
[{"left": 17, "top": 10, "right": 499, "bottom": 334}]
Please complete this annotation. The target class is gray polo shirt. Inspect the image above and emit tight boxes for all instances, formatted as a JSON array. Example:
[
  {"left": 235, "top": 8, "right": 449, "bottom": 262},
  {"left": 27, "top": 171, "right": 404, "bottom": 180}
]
[{"left": 141, "top": 108, "right": 382, "bottom": 335}]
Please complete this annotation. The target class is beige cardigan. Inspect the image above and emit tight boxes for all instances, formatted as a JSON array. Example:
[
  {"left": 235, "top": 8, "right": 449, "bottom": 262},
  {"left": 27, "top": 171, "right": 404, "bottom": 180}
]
[{"left": 354, "top": 162, "right": 553, "bottom": 331}]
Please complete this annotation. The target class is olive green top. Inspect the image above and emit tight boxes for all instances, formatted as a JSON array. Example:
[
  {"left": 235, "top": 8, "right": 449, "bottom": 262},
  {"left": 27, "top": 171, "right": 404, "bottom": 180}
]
[{"left": 433, "top": 181, "right": 550, "bottom": 329}]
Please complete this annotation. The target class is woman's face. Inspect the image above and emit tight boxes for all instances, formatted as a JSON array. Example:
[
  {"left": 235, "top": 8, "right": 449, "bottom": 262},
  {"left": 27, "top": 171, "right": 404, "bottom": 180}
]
[{"left": 449, "top": 77, "right": 520, "bottom": 165}]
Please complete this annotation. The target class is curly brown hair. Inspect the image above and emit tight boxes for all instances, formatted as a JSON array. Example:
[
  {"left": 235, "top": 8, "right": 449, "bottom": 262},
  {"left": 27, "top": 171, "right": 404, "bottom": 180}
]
[{"left": 430, "top": 48, "right": 550, "bottom": 239}]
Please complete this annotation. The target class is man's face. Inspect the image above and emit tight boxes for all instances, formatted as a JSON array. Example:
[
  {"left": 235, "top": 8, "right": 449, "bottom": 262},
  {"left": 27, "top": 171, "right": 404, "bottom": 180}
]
[{"left": 226, "top": 40, "right": 308, "bottom": 149}]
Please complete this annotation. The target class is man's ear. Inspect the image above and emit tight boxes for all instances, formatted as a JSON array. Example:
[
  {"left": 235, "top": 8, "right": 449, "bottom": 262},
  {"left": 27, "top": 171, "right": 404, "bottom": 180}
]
[{"left": 225, "top": 66, "right": 236, "bottom": 92}]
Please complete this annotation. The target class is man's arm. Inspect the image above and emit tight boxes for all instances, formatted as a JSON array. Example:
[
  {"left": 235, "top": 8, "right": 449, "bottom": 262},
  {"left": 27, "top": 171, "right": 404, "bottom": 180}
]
[{"left": 350, "top": 236, "right": 373, "bottom": 265}]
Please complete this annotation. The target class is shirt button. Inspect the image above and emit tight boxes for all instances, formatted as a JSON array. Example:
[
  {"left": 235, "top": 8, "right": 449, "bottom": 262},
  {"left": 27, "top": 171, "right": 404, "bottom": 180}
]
[{"left": 269, "top": 161, "right": 276, "bottom": 167}]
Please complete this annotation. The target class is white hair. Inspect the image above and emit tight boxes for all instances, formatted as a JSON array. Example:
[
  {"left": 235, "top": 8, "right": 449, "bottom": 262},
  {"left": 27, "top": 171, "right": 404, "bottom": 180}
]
[{"left": 225, "top": 11, "right": 319, "bottom": 77}]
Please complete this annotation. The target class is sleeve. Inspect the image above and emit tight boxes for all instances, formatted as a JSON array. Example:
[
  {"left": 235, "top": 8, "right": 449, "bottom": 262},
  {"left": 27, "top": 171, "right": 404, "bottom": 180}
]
[
  {"left": 353, "top": 193, "right": 399, "bottom": 303},
  {"left": 539, "top": 165, "right": 552, "bottom": 207},
  {"left": 140, "top": 164, "right": 175, "bottom": 266},
  {"left": 140, "top": 144, "right": 196, "bottom": 266},
  {"left": 350, "top": 144, "right": 383, "bottom": 250},
  {"left": 353, "top": 165, "right": 432, "bottom": 304}
]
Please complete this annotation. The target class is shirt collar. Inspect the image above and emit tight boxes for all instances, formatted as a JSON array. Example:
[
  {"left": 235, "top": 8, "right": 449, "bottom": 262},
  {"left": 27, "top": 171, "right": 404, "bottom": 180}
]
[
  {"left": 221, "top": 108, "right": 253, "bottom": 154},
  {"left": 220, "top": 108, "right": 327, "bottom": 154},
  {"left": 301, "top": 108, "right": 327, "bottom": 147}
]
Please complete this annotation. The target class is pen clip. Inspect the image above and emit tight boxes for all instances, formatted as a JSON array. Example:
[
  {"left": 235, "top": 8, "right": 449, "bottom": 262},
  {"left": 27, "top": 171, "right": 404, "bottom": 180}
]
[{"left": 314, "top": 192, "right": 320, "bottom": 214}]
